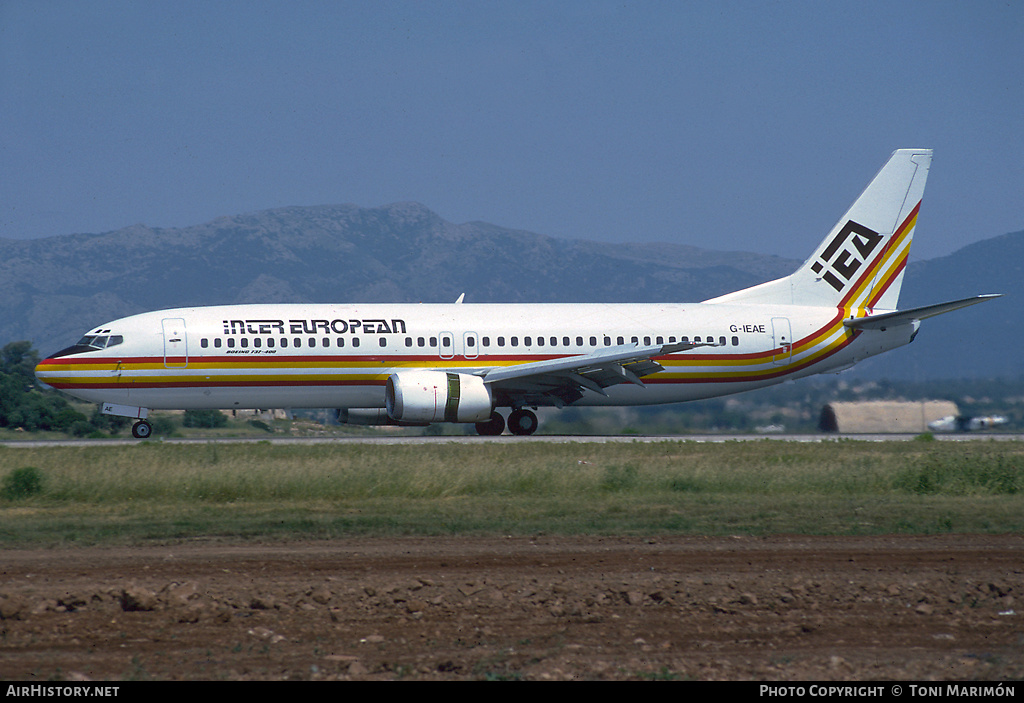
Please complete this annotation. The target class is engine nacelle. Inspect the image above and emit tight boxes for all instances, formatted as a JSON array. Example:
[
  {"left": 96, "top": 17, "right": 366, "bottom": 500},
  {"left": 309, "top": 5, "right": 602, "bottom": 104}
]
[{"left": 385, "top": 371, "right": 493, "bottom": 424}]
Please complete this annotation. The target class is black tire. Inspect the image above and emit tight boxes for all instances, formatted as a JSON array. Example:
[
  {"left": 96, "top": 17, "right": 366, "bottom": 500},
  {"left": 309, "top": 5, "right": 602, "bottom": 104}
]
[
  {"left": 132, "top": 420, "right": 153, "bottom": 439},
  {"left": 507, "top": 409, "right": 538, "bottom": 436},
  {"left": 475, "top": 411, "right": 505, "bottom": 436}
]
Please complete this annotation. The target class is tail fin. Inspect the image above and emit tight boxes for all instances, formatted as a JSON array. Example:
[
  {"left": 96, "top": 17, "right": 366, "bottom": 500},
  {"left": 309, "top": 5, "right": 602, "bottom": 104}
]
[{"left": 706, "top": 149, "right": 932, "bottom": 310}]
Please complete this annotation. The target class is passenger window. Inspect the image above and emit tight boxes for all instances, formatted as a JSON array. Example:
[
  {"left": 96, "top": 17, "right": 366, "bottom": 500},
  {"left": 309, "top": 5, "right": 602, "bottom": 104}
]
[
  {"left": 656, "top": 336, "right": 664, "bottom": 345},
  {"left": 379, "top": 337, "right": 387, "bottom": 347},
  {"left": 511, "top": 337, "right": 518, "bottom": 347},
  {"left": 617, "top": 336, "right": 624, "bottom": 345},
  {"left": 214, "top": 338, "right": 222, "bottom": 348},
  {"left": 227, "top": 338, "right": 236, "bottom": 348},
  {"left": 562, "top": 337, "right": 570, "bottom": 346},
  {"left": 201, "top": 339, "right": 209, "bottom": 349},
  {"left": 644, "top": 336, "right": 651, "bottom": 345},
  {"left": 719, "top": 336, "right": 726, "bottom": 346},
  {"left": 253, "top": 338, "right": 262, "bottom": 348},
  {"left": 732, "top": 336, "right": 739, "bottom": 346},
  {"left": 536, "top": 337, "right": 544, "bottom": 346},
  {"left": 267, "top": 338, "right": 275, "bottom": 348},
  {"left": 308, "top": 338, "right": 316, "bottom": 347},
  {"left": 549, "top": 337, "right": 557, "bottom": 346},
  {"left": 281, "top": 338, "right": 288, "bottom": 348},
  {"left": 631, "top": 336, "right": 639, "bottom": 344},
  {"left": 352, "top": 338, "right": 360, "bottom": 348},
  {"left": 405, "top": 337, "right": 413, "bottom": 347},
  {"left": 294, "top": 338, "right": 301, "bottom": 347},
  {"left": 604, "top": 336, "right": 611, "bottom": 346},
  {"left": 336, "top": 338, "right": 345, "bottom": 348},
  {"left": 323, "top": 338, "right": 330, "bottom": 347},
  {"left": 497, "top": 336, "right": 505, "bottom": 347},
  {"left": 418, "top": 337, "right": 425, "bottom": 347},
  {"left": 482, "top": 337, "right": 490, "bottom": 347},
  {"left": 429, "top": 337, "right": 437, "bottom": 347},
  {"left": 240, "top": 338, "right": 249, "bottom": 348},
  {"left": 467, "top": 337, "right": 475, "bottom": 347},
  {"left": 524, "top": 336, "right": 531, "bottom": 346},
  {"left": 576, "top": 336, "right": 583, "bottom": 346}
]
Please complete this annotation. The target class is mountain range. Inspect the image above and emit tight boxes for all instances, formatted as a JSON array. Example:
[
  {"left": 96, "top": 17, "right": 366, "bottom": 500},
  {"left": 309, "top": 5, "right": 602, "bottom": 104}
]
[{"left": 0, "top": 202, "right": 1017, "bottom": 380}]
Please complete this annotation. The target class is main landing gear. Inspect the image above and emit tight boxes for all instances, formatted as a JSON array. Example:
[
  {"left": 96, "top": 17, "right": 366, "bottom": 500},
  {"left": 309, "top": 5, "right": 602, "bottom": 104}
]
[
  {"left": 474, "top": 411, "right": 505, "bottom": 436},
  {"left": 131, "top": 420, "right": 153, "bottom": 439},
  {"left": 507, "top": 408, "right": 539, "bottom": 436},
  {"left": 475, "top": 409, "right": 538, "bottom": 436}
]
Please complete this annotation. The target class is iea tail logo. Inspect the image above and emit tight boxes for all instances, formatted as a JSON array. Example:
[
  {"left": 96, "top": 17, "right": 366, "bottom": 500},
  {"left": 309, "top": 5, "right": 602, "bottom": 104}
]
[{"left": 811, "top": 221, "right": 883, "bottom": 292}]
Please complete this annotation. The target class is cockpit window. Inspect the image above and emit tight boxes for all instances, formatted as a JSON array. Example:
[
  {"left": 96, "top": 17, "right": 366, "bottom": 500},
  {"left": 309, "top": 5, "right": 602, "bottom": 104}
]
[{"left": 75, "top": 335, "right": 124, "bottom": 350}]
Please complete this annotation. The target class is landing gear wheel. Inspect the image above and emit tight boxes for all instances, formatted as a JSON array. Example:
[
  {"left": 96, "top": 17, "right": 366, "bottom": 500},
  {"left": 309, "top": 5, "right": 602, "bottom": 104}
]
[
  {"left": 131, "top": 420, "right": 153, "bottom": 439},
  {"left": 475, "top": 411, "right": 505, "bottom": 436},
  {"left": 507, "top": 409, "right": 538, "bottom": 436}
]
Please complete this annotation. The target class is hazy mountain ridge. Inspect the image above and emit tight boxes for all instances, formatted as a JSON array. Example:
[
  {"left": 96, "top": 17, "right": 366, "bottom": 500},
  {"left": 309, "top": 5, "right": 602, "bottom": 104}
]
[
  {"left": 1, "top": 203, "right": 1016, "bottom": 380},
  {"left": 850, "top": 229, "right": 1021, "bottom": 381},
  {"left": 0, "top": 202, "right": 797, "bottom": 353}
]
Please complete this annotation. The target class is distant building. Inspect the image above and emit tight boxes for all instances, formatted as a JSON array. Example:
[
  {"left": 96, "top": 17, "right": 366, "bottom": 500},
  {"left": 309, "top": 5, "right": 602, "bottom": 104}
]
[{"left": 819, "top": 401, "right": 959, "bottom": 433}]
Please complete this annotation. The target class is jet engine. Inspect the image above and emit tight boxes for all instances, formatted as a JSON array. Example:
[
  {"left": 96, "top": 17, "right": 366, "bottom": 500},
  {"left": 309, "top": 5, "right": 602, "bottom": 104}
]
[{"left": 385, "top": 370, "right": 493, "bottom": 424}]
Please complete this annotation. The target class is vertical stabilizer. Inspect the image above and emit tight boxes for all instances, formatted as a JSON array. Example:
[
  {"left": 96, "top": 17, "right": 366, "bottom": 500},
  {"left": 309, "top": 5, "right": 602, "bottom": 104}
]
[{"left": 705, "top": 149, "right": 931, "bottom": 310}]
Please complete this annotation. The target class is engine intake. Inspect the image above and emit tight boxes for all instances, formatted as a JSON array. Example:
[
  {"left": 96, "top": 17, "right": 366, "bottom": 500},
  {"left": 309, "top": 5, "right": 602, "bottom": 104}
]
[{"left": 386, "top": 371, "right": 493, "bottom": 424}]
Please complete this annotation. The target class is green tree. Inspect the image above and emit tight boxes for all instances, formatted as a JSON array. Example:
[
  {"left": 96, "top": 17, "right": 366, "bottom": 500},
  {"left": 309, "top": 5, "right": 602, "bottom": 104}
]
[
  {"left": 182, "top": 409, "right": 228, "bottom": 428},
  {"left": 0, "top": 341, "right": 39, "bottom": 382},
  {"left": 0, "top": 341, "right": 90, "bottom": 433}
]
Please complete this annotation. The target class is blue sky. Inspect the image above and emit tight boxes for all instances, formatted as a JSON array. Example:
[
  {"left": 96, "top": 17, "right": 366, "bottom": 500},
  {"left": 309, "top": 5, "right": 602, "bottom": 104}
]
[{"left": 1, "top": 0, "right": 1021, "bottom": 261}]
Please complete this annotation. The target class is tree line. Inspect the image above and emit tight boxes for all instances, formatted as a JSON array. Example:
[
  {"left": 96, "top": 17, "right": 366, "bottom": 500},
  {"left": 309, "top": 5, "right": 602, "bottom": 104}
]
[{"left": 0, "top": 341, "right": 129, "bottom": 436}]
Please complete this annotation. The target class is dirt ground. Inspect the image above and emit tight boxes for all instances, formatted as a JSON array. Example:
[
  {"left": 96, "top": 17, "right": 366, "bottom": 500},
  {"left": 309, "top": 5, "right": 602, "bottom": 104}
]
[{"left": 1, "top": 535, "right": 1022, "bottom": 681}]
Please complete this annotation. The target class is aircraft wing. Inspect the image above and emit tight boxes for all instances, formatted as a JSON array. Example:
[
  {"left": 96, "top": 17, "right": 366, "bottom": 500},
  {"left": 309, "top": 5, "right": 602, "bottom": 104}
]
[
  {"left": 843, "top": 294, "right": 1002, "bottom": 331},
  {"left": 479, "top": 341, "right": 707, "bottom": 406}
]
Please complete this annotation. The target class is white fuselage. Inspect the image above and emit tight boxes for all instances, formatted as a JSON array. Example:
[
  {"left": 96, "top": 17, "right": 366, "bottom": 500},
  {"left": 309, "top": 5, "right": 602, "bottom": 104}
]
[{"left": 35, "top": 301, "right": 915, "bottom": 412}]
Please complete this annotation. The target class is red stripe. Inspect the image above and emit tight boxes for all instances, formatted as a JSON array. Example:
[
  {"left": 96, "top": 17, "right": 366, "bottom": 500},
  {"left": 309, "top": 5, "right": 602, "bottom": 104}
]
[{"left": 839, "top": 202, "right": 919, "bottom": 308}]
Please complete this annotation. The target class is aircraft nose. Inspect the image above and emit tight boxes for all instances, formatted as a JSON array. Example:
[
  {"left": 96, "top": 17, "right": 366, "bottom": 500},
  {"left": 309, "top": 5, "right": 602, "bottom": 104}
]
[
  {"left": 34, "top": 355, "right": 56, "bottom": 385},
  {"left": 34, "top": 346, "right": 78, "bottom": 385}
]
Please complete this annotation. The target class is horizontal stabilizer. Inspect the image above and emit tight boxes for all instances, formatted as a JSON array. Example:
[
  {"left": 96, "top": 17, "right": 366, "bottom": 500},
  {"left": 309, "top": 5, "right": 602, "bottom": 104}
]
[{"left": 843, "top": 294, "right": 1002, "bottom": 331}]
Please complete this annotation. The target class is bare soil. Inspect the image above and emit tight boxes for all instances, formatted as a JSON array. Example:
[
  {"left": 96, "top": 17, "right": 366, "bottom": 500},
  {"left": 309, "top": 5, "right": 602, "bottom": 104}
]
[{"left": 1, "top": 535, "right": 1022, "bottom": 681}]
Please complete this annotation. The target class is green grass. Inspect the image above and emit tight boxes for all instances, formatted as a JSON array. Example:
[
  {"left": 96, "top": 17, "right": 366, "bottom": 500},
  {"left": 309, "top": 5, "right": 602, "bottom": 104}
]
[{"left": 1, "top": 440, "right": 1023, "bottom": 545}]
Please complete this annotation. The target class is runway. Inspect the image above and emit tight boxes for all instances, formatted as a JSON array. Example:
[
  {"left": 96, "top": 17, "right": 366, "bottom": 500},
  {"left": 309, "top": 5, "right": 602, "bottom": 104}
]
[{"left": 4, "top": 432, "right": 1023, "bottom": 448}]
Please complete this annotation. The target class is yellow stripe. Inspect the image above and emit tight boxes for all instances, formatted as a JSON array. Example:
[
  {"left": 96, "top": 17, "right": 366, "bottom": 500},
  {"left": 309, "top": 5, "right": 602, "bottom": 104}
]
[{"left": 844, "top": 211, "right": 916, "bottom": 309}]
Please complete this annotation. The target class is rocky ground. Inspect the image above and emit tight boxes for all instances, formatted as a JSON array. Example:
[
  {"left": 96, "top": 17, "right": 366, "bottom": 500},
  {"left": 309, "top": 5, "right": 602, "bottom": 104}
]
[{"left": 1, "top": 535, "right": 1022, "bottom": 681}]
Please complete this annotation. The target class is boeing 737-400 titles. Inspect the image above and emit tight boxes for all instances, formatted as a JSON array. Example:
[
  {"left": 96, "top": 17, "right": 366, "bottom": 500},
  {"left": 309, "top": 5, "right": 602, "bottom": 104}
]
[{"left": 35, "top": 150, "right": 1000, "bottom": 437}]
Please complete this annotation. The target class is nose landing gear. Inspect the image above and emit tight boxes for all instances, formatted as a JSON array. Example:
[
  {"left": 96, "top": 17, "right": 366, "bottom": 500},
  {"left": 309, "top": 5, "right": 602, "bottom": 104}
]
[{"left": 131, "top": 420, "right": 153, "bottom": 439}]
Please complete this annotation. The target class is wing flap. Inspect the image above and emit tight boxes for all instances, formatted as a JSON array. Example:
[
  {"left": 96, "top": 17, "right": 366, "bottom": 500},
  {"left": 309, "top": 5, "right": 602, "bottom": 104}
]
[{"left": 480, "top": 340, "right": 708, "bottom": 403}]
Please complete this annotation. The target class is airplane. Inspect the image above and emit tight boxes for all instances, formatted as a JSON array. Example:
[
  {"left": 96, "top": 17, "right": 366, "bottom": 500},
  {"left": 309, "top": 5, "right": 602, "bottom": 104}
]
[
  {"left": 34, "top": 149, "right": 1001, "bottom": 439},
  {"left": 928, "top": 415, "right": 1009, "bottom": 432}
]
